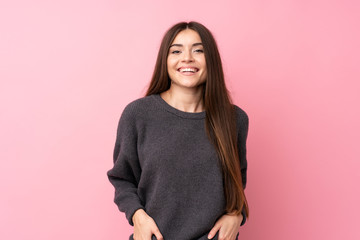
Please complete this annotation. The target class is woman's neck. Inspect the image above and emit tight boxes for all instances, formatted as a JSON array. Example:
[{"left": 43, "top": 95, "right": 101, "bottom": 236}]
[{"left": 160, "top": 86, "right": 205, "bottom": 113}]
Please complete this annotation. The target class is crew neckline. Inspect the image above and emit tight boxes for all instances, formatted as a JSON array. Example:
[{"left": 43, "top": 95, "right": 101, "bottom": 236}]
[{"left": 152, "top": 93, "right": 206, "bottom": 119}]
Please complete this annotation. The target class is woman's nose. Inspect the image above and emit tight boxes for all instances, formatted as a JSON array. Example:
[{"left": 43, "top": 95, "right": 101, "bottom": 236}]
[{"left": 181, "top": 50, "right": 194, "bottom": 62}]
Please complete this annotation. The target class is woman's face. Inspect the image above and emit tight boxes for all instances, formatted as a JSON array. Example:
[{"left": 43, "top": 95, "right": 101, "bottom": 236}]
[{"left": 167, "top": 29, "right": 207, "bottom": 90}]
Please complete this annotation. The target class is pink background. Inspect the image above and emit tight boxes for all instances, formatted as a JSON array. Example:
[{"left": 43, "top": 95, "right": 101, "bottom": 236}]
[{"left": 1, "top": 0, "right": 359, "bottom": 239}]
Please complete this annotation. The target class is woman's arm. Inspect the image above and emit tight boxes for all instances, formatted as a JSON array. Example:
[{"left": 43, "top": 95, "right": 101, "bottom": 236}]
[
  {"left": 107, "top": 103, "right": 163, "bottom": 240},
  {"left": 208, "top": 106, "right": 249, "bottom": 239},
  {"left": 107, "top": 104, "right": 145, "bottom": 226},
  {"left": 237, "top": 107, "right": 249, "bottom": 226}
]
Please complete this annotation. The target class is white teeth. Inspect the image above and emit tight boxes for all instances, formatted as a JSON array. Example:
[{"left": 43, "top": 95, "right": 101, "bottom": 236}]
[{"left": 179, "top": 68, "right": 197, "bottom": 73}]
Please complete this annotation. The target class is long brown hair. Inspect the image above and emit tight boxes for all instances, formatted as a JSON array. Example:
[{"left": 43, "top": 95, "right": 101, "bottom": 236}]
[{"left": 145, "top": 21, "right": 249, "bottom": 218}]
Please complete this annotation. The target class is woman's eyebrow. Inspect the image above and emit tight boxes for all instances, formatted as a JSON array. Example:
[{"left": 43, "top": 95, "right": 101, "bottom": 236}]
[{"left": 170, "top": 42, "right": 203, "bottom": 47}]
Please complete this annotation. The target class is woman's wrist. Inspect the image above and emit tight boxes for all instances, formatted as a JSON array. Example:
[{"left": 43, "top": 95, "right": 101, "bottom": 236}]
[{"left": 132, "top": 208, "right": 146, "bottom": 224}]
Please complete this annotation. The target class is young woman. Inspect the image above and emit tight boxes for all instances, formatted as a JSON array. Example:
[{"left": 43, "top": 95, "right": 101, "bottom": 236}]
[{"left": 107, "top": 21, "right": 249, "bottom": 240}]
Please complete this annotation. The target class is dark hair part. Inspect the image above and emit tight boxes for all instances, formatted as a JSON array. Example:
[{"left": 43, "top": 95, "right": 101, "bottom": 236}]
[{"left": 145, "top": 21, "right": 249, "bottom": 218}]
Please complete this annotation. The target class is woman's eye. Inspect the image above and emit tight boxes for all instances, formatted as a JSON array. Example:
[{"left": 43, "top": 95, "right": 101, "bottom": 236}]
[
  {"left": 171, "top": 50, "right": 181, "bottom": 54},
  {"left": 194, "top": 49, "right": 204, "bottom": 53}
]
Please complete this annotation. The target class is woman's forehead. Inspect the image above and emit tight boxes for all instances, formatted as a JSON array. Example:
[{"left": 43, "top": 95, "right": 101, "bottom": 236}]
[{"left": 171, "top": 29, "right": 202, "bottom": 46}]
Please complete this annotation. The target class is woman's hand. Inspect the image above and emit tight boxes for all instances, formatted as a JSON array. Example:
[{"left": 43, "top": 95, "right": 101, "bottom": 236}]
[
  {"left": 207, "top": 212, "right": 243, "bottom": 240},
  {"left": 132, "top": 209, "right": 164, "bottom": 240}
]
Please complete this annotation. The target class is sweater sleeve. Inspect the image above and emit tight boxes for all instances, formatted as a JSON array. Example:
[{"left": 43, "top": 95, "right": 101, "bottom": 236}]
[
  {"left": 107, "top": 103, "right": 145, "bottom": 226},
  {"left": 235, "top": 106, "right": 249, "bottom": 226}
]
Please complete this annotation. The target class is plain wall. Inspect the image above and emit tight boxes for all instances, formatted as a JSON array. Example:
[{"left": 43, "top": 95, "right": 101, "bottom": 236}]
[{"left": 1, "top": 0, "right": 359, "bottom": 239}]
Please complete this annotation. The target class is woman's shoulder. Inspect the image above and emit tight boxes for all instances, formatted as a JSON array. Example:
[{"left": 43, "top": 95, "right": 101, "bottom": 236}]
[
  {"left": 120, "top": 94, "right": 157, "bottom": 120},
  {"left": 232, "top": 104, "right": 249, "bottom": 139},
  {"left": 124, "top": 94, "right": 155, "bottom": 109},
  {"left": 233, "top": 104, "right": 249, "bottom": 123}
]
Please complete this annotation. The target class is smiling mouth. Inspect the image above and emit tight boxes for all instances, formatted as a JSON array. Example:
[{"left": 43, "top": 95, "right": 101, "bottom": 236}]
[{"left": 177, "top": 67, "right": 199, "bottom": 73}]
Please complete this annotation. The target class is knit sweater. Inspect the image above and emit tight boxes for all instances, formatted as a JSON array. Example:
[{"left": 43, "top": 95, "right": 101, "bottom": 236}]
[{"left": 107, "top": 93, "right": 249, "bottom": 240}]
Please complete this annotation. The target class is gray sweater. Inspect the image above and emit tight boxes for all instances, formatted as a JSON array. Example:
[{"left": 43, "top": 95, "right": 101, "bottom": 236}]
[{"left": 107, "top": 94, "right": 249, "bottom": 240}]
